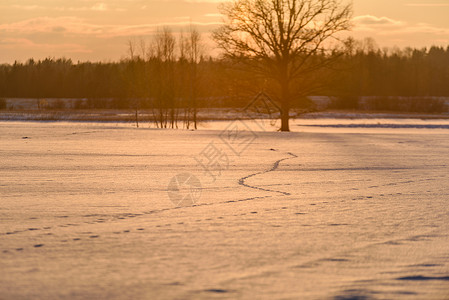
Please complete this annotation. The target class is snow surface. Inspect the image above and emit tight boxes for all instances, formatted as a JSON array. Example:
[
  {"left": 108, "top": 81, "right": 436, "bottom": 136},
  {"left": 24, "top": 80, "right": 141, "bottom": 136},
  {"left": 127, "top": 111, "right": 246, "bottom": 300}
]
[{"left": 1, "top": 121, "right": 448, "bottom": 299}]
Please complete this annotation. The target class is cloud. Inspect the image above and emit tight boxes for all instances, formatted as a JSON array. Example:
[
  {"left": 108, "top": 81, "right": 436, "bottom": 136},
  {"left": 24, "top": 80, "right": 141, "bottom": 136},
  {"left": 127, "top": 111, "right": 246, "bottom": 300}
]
[
  {"left": 353, "top": 15, "right": 403, "bottom": 27},
  {"left": 104, "top": 22, "right": 221, "bottom": 37},
  {"left": 91, "top": 3, "right": 108, "bottom": 11},
  {"left": 0, "top": 17, "right": 104, "bottom": 36},
  {"left": 397, "top": 23, "right": 449, "bottom": 35},
  {"left": 353, "top": 15, "right": 449, "bottom": 36},
  {"left": 0, "top": 17, "right": 220, "bottom": 38},
  {"left": 11, "top": 5, "right": 41, "bottom": 10},
  {"left": 348, "top": 14, "right": 449, "bottom": 50},
  {"left": 405, "top": 3, "right": 449, "bottom": 7},
  {"left": 204, "top": 13, "right": 224, "bottom": 18},
  {"left": 173, "top": 16, "right": 192, "bottom": 21},
  {"left": 0, "top": 37, "right": 91, "bottom": 53},
  {"left": 10, "top": 2, "right": 125, "bottom": 12}
]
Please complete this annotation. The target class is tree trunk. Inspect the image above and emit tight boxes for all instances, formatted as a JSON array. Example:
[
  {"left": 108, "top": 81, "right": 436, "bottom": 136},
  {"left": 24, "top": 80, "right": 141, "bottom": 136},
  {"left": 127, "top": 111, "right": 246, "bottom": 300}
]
[
  {"left": 280, "top": 81, "right": 290, "bottom": 132},
  {"left": 193, "top": 99, "right": 197, "bottom": 130},
  {"left": 280, "top": 103, "right": 290, "bottom": 131}
]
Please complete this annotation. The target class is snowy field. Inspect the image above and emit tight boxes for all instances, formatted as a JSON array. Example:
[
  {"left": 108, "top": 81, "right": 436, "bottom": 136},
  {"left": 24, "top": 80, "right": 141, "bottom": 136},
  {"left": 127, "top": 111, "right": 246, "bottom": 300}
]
[{"left": 1, "top": 120, "right": 449, "bottom": 299}]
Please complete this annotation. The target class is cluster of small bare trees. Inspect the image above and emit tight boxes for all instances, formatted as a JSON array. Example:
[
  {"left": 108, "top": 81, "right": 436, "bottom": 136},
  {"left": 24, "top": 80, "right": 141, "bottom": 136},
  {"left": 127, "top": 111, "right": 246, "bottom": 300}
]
[
  {"left": 127, "top": 25, "right": 203, "bottom": 129},
  {"left": 123, "top": 0, "right": 352, "bottom": 131}
]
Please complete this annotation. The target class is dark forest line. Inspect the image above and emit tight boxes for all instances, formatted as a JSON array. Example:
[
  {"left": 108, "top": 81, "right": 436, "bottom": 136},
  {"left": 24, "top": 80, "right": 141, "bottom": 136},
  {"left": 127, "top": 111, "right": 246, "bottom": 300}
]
[{"left": 1, "top": 41, "right": 449, "bottom": 112}]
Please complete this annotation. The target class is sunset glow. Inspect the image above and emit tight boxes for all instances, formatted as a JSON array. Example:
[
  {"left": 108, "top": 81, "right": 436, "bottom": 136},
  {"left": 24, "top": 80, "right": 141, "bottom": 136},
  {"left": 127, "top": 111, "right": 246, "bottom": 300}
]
[{"left": 1, "top": 0, "right": 449, "bottom": 63}]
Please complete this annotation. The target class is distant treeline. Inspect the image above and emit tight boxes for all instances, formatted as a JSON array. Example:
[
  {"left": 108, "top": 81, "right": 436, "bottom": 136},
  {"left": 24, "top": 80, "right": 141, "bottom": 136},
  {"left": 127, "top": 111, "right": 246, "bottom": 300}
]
[
  {"left": 1, "top": 41, "right": 449, "bottom": 110},
  {"left": 334, "top": 41, "right": 449, "bottom": 97}
]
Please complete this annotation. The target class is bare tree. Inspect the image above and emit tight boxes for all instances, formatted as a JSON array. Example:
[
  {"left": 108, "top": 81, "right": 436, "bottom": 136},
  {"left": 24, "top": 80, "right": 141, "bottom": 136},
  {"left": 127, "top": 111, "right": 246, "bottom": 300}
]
[
  {"left": 186, "top": 25, "right": 203, "bottom": 130},
  {"left": 213, "top": 0, "right": 352, "bottom": 131},
  {"left": 126, "top": 38, "right": 147, "bottom": 128},
  {"left": 149, "top": 27, "right": 177, "bottom": 128},
  {"left": 178, "top": 25, "right": 203, "bottom": 129},
  {"left": 127, "top": 39, "right": 136, "bottom": 60}
]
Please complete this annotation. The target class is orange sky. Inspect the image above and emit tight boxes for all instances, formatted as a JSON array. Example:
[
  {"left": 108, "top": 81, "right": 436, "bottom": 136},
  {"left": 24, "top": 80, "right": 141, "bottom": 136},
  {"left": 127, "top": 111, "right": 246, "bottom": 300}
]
[{"left": 1, "top": 0, "right": 448, "bottom": 63}]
